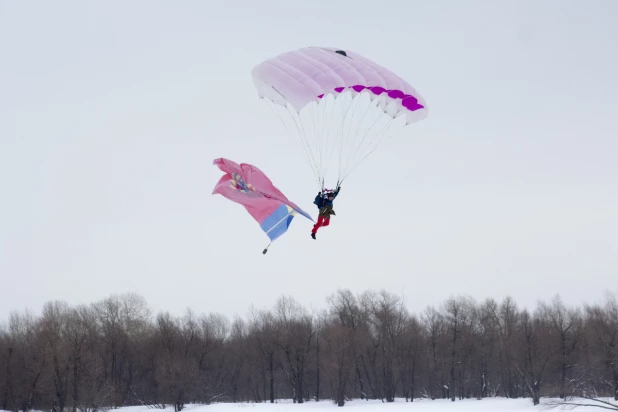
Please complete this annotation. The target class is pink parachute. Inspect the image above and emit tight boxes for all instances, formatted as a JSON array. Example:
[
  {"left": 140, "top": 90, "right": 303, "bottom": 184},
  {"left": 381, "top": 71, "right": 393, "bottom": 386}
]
[{"left": 251, "top": 47, "right": 428, "bottom": 188}]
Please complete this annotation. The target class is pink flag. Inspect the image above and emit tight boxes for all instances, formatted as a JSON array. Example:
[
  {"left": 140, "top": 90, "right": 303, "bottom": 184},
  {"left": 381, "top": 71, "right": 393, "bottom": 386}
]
[{"left": 212, "top": 158, "right": 313, "bottom": 245}]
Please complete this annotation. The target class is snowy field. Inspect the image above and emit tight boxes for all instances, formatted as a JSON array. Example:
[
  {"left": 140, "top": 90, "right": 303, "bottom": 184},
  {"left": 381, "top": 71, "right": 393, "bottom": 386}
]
[{"left": 17, "top": 397, "right": 610, "bottom": 412}]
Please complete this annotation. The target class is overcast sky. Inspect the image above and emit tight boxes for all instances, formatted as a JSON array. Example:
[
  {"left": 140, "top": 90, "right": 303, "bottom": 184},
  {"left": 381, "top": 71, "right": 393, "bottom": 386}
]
[{"left": 1, "top": 0, "right": 617, "bottom": 322}]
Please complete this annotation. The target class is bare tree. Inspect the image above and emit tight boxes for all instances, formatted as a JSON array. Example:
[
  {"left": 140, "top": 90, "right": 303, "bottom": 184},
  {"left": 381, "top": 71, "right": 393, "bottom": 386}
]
[
  {"left": 328, "top": 290, "right": 373, "bottom": 401},
  {"left": 227, "top": 317, "right": 247, "bottom": 403},
  {"left": 0, "top": 320, "right": 14, "bottom": 410},
  {"left": 441, "top": 295, "right": 476, "bottom": 401},
  {"left": 196, "top": 312, "right": 229, "bottom": 404},
  {"left": 420, "top": 305, "right": 445, "bottom": 400},
  {"left": 586, "top": 292, "right": 618, "bottom": 401},
  {"left": 515, "top": 308, "right": 552, "bottom": 405},
  {"left": 400, "top": 314, "right": 422, "bottom": 402},
  {"left": 40, "top": 301, "right": 72, "bottom": 412},
  {"left": 538, "top": 295, "right": 584, "bottom": 399},
  {"left": 248, "top": 308, "right": 278, "bottom": 403},
  {"left": 473, "top": 299, "right": 499, "bottom": 399},
  {"left": 359, "top": 290, "right": 410, "bottom": 402},
  {"left": 274, "top": 296, "right": 315, "bottom": 403},
  {"left": 324, "top": 290, "right": 366, "bottom": 406},
  {"left": 7, "top": 310, "right": 47, "bottom": 412},
  {"left": 544, "top": 395, "right": 618, "bottom": 411},
  {"left": 491, "top": 296, "right": 521, "bottom": 399},
  {"left": 321, "top": 315, "right": 355, "bottom": 406}
]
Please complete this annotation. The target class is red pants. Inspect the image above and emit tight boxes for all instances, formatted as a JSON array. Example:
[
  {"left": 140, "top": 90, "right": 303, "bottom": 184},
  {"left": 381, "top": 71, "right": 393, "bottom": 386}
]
[{"left": 312, "top": 215, "right": 330, "bottom": 234}]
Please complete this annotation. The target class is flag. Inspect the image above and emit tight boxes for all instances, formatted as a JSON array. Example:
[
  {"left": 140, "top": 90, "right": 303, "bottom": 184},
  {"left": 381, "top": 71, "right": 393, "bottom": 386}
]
[{"left": 212, "top": 158, "right": 313, "bottom": 243}]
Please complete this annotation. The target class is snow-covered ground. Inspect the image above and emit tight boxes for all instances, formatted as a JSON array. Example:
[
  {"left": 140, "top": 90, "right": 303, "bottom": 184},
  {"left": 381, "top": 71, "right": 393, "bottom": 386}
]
[{"left": 42, "top": 397, "right": 613, "bottom": 412}]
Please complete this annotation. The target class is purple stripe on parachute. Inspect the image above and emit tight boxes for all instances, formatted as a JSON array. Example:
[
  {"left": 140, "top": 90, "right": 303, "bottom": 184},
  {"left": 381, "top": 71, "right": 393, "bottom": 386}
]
[{"left": 317, "top": 85, "right": 425, "bottom": 112}]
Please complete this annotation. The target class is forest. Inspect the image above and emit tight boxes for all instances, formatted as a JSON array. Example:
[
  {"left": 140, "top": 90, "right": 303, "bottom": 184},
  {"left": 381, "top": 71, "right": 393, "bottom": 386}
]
[{"left": 1, "top": 289, "right": 617, "bottom": 411}]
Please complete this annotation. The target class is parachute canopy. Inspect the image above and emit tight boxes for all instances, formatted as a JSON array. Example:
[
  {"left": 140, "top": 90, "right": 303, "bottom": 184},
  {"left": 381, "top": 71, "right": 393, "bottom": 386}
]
[
  {"left": 212, "top": 158, "right": 313, "bottom": 248},
  {"left": 252, "top": 46, "right": 428, "bottom": 187}
]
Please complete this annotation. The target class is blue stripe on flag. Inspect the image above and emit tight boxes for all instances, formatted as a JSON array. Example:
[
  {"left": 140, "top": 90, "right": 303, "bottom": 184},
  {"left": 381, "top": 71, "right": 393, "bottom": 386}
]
[{"left": 260, "top": 204, "right": 297, "bottom": 241}]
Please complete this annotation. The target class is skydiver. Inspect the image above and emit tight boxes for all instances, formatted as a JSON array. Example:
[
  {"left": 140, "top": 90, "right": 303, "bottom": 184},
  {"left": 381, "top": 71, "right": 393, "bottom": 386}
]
[{"left": 311, "top": 186, "right": 340, "bottom": 239}]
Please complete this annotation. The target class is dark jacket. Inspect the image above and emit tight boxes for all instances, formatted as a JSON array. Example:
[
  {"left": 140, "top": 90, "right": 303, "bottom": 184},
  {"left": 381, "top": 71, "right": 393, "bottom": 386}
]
[{"left": 314, "top": 188, "right": 340, "bottom": 217}]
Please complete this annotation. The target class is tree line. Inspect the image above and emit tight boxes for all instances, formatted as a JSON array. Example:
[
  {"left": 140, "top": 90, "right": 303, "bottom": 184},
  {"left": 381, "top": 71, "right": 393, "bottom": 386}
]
[{"left": 1, "top": 289, "right": 617, "bottom": 411}]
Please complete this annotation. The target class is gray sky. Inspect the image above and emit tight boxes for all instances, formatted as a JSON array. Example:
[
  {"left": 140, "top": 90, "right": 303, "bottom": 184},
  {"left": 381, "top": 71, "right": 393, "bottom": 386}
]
[{"left": 1, "top": 0, "right": 617, "bottom": 322}]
